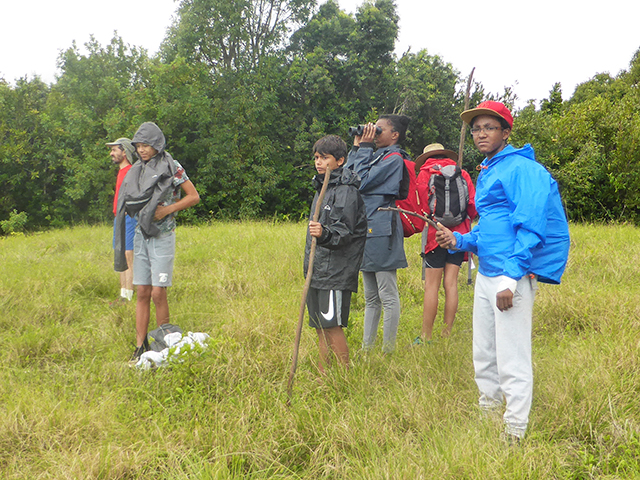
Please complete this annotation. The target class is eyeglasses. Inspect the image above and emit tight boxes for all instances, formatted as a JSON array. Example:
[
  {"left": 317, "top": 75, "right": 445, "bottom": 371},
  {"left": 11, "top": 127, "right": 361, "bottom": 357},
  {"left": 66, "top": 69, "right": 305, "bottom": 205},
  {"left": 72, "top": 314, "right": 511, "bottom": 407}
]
[{"left": 470, "top": 126, "right": 502, "bottom": 135}]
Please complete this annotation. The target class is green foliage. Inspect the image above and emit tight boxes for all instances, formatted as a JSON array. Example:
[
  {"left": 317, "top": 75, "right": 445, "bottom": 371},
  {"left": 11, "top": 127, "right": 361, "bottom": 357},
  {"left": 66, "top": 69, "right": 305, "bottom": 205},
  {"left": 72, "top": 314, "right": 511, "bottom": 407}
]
[
  {"left": 0, "top": 0, "right": 475, "bottom": 227},
  {"left": 4, "top": 1, "right": 640, "bottom": 227},
  {"left": 162, "top": 0, "right": 315, "bottom": 73},
  {"left": 47, "top": 36, "right": 152, "bottom": 224},
  {"left": 0, "top": 76, "right": 64, "bottom": 227},
  {"left": 394, "top": 50, "right": 464, "bottom": 155},
  {"left": 513, "top": 55, "right": 640, "bottom": 223},
  {"left": 540, "top": 82, "right": 563, "bottom": 115},
  {"left": 0, "top": 209, "right": 28, "bottom": 234}
]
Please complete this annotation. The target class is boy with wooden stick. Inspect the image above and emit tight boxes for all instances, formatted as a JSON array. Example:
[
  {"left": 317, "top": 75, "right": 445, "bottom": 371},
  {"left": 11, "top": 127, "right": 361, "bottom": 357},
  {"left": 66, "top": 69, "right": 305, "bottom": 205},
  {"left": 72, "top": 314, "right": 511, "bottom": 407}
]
[
  {"left": 435, "top": 101, "right": 570, "bottom": 441},
  {"left": 303, "top": 135, "right": 367, "bottom": 371}
]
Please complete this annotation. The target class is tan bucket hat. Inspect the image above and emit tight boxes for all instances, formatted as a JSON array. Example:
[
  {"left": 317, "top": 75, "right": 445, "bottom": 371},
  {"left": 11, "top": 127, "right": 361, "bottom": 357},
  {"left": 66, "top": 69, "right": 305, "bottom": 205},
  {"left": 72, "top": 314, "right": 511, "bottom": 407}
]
[{"left": 414, "top": 143, "right": 458, "bottom": 173}]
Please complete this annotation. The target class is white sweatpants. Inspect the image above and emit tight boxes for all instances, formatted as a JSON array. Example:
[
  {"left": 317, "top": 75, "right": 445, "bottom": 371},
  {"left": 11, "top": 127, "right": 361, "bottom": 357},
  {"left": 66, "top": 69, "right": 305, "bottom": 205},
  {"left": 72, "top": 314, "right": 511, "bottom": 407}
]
[{"left": 473, "top": 272, "right": 537, "bottom": 438}]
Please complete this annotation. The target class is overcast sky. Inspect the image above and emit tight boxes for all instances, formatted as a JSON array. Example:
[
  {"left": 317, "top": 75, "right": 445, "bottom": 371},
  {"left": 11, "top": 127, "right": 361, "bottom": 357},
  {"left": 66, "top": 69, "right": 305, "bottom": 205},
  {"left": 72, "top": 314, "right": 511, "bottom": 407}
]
[{"left": 2, "top": 0, "right": 639, "bottom": 109}]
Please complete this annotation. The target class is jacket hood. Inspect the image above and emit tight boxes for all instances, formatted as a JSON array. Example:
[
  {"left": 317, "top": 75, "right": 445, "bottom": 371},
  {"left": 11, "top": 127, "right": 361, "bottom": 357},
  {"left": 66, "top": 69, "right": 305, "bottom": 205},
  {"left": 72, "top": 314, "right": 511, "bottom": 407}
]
[
  {"left": 132, "top": 122, "right": 166, "bottom": 154},
  {"left": 483, "top": 143, "right": 535, "bottom": 168},
  {"left": 313, "top": 166, "right": 361, "bottom": 190}
]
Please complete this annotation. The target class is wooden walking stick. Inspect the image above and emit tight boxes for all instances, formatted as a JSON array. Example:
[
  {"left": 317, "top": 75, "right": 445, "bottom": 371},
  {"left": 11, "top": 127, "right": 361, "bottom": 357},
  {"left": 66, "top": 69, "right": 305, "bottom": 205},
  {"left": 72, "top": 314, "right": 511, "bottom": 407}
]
[
  {"left": 287, "top": 167, "right": 332, "bottom": 405},
  {"left": 377, "top": 206, "right": 441, "bottom": 231},
  {"left": 458, "top": 67, "right": 475, "bottom": 170},
  {"left": 458, "top": 67, "right": 475, "bottom": 286}
]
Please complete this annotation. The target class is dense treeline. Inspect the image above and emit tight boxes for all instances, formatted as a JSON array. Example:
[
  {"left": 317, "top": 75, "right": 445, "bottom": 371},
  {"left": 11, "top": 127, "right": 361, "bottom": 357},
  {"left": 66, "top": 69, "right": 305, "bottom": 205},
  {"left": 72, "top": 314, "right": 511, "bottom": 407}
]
[{"left": 1, "top": 0, "right": 639, "bottom": 232}]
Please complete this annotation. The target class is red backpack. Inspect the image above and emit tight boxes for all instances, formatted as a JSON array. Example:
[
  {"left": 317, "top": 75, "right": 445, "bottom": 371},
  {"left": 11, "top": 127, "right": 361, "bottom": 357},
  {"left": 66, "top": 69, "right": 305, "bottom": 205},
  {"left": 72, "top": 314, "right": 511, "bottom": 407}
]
[{"left": 394, "top": 154, "right": 425, "bottom": 237}]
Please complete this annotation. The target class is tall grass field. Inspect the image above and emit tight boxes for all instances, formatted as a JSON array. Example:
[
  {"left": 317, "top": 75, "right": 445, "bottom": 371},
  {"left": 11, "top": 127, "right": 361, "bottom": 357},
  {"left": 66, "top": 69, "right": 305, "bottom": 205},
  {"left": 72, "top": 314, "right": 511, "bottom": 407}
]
[{"left": 0, "top": 222, "right": 638, "bottom": 479}]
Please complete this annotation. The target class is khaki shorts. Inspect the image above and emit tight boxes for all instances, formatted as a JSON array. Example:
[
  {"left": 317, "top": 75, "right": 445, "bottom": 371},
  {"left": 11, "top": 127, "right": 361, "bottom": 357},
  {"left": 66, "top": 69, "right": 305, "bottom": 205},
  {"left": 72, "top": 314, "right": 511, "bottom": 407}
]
[{"left": 133, "top": 231, "right": 175, "bottom": 287}]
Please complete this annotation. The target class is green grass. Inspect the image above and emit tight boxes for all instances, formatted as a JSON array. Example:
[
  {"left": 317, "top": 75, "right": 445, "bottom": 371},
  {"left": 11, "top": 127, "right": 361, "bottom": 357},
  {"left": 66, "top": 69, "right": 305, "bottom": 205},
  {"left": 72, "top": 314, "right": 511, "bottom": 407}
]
[{"left": 0, "top": 222, "right": 639, "bottom": 479}]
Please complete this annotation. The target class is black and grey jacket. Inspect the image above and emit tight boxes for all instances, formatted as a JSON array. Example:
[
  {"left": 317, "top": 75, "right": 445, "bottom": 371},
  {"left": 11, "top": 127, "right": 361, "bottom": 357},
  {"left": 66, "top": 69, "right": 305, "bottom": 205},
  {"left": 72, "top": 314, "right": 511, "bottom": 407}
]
[
  {"left": 113, "top": 122, "right": 177, "bottom": 272},
  {"left": 303, "top": 167, "right": 367, "bottom": 292}
]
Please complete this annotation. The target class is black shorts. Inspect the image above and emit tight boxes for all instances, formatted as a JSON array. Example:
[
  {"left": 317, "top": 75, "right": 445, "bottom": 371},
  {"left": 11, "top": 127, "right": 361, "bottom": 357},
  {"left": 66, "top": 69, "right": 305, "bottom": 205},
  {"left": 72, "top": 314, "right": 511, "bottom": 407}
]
[
  {"left": 307, "top": 288, "right": 352, "bottom": 329},
  {"left": 422, "top": 246, "right": 464, "bottom": 269}
]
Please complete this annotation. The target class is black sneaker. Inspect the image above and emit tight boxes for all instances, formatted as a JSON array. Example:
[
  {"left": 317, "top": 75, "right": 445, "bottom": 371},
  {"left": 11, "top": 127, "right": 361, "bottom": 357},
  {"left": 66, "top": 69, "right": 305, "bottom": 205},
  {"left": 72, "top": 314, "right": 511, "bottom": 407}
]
[
  {"left": 129, "top": 338, "right": 150, "bottom": 362},
  {"left": 501, "top": 432, "right": 522, "bottom": 446}
]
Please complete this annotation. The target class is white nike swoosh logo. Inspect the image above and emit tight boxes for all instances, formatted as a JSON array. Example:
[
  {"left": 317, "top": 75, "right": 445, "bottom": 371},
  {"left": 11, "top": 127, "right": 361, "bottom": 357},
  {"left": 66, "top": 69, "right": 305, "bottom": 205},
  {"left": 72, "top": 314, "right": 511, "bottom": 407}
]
[{"left": 321, "top": 293, "right": 334, "bottom": 320}]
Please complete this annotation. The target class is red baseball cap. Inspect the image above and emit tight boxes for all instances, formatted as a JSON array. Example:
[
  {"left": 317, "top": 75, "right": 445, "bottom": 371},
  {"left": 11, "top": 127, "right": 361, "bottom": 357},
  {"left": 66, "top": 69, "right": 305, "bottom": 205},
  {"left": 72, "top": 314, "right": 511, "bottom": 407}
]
[{"left": 460, "top": 100, "right": 513, "bottom": 129}]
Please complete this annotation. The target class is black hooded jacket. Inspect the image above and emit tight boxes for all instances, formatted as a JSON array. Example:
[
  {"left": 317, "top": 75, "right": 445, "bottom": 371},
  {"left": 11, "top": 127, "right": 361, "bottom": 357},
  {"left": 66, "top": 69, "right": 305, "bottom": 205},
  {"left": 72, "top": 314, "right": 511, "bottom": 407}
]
[{"left": 303, "top": 167, "right": 367, "bottom": 292}]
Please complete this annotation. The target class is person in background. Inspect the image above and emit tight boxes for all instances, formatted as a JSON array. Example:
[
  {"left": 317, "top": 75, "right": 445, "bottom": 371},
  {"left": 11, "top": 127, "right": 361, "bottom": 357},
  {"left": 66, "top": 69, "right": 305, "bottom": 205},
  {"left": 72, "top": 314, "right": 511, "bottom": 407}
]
[
  {"left": 106, "top": 137, "right": 137, "bottom": 305},
  {"left": 414, "top": 143, "right": 477, "bottom": 344}
]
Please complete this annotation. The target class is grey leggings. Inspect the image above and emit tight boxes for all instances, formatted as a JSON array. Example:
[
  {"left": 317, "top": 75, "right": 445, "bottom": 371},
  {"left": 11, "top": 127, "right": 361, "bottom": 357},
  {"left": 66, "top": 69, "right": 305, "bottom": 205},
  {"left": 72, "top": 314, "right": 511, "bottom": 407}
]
[{"left": 361, "top": 270, "right": 401, "bottom": 353}]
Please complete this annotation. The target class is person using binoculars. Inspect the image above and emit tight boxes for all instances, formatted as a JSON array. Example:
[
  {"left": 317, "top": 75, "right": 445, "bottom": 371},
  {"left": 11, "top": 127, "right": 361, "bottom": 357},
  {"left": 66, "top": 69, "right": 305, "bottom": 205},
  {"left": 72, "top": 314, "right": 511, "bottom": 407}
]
[{"left": 346, "top": 115, "right": 411, "bottom": 354}]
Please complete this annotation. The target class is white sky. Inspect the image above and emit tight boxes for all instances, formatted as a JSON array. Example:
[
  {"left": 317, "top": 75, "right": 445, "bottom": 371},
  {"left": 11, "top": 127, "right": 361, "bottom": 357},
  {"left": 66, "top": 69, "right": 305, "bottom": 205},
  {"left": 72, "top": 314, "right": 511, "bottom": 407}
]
[{"left": 2, "top": 0, "right": 639, "bottom": 109}]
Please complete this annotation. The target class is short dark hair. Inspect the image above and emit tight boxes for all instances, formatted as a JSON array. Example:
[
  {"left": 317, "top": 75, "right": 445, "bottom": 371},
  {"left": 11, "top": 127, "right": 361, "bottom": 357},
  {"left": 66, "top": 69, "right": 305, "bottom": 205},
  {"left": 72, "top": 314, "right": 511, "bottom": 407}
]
[
  {"left": 313, "top": 135, "right": 347, "bottom": 162},
  {"left": 379, "top": 114, "right": 411, "bottom": 144},
  {"left": 470, "top": 115, "right": 511, "bottom": 130}
]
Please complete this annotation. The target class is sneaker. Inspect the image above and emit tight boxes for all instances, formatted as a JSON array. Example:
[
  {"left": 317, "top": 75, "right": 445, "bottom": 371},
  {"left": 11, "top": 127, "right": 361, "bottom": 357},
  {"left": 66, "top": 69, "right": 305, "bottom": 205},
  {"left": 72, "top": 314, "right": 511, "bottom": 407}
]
[
  {"left": 129, "top": 338, "right": 150, "bottom": 362},
  {"left": 500, "top": 432, "right": 522, "bottom": 446}
]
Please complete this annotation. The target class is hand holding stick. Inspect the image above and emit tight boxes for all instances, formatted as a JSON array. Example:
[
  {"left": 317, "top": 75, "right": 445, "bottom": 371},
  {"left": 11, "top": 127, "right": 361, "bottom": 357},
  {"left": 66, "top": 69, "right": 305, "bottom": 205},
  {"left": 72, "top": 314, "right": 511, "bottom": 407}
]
[
  {"left": 434, "top": 223, "right": 457, "bottom": 250},
  {"left": 287, "top": 168, "right": 332, "bottom": 405}
]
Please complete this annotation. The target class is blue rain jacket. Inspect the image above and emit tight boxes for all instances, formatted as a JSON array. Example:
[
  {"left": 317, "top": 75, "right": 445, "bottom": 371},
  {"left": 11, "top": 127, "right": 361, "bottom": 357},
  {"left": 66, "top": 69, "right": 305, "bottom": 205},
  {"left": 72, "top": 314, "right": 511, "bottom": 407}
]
[{"left": 453, "top": 144, "right": 569, "bottom": 284}]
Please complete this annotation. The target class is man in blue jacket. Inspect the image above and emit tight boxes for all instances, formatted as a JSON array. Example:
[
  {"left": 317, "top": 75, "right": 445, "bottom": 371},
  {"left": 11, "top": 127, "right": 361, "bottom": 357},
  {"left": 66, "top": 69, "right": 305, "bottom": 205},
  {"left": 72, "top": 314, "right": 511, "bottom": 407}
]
[{"left": 436, "top": 101, "right": 570, "bottom": 441}]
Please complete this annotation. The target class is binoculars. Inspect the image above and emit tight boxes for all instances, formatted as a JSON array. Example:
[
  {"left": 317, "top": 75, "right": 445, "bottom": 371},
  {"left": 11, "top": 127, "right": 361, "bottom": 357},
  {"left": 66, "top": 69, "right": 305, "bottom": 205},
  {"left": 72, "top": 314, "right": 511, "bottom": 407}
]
[{"left": 348, "top": 125, "right": 382, "bottom": 136}]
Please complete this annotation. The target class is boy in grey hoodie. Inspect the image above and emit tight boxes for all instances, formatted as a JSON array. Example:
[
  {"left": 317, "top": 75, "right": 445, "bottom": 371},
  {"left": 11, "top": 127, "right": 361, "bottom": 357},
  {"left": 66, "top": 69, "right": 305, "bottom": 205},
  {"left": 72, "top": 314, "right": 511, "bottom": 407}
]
[{"left": 115, "top": 122, "right": 200, "bottom": 361}]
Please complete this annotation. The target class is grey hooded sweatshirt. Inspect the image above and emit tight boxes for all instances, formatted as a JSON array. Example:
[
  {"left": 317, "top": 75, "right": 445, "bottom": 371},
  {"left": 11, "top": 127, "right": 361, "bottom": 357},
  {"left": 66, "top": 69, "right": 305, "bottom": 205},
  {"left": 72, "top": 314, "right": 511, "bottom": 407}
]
[{"left": 114, "top": 122, "right": 179, "bottom": 272}]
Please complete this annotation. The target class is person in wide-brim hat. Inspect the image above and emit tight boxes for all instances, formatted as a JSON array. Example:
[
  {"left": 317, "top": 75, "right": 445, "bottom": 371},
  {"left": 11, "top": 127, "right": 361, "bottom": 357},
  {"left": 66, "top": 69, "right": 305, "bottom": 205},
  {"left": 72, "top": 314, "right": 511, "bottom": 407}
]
[{"left": 414, "top": 143, "right": 458, "bottom": 174}]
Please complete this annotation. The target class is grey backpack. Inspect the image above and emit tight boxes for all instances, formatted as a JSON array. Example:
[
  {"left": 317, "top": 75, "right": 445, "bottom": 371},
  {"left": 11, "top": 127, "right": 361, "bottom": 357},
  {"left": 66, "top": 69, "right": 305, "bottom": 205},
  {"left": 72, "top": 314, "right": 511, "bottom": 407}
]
[
  {"left": 147, "top": 323, "right": 183, "bottom": 352},
  {"left": 427, "top": 164, "right": 469, "bottom": 227}
]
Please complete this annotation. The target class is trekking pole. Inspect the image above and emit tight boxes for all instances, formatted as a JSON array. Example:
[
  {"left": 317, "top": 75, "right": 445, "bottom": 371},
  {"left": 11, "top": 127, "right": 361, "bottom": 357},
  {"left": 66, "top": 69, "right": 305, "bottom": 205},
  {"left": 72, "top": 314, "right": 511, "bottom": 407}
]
[
  {"left": 458, "top": 67, "right": 475, "bottom": 286},
  {"left": 287, "top": 168, "right": 332, "bottom": 405}
]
